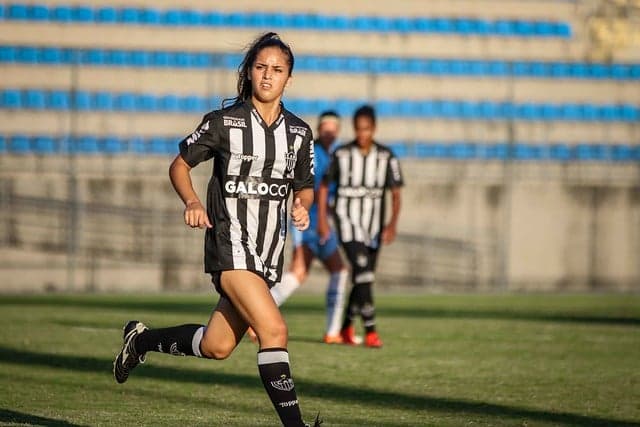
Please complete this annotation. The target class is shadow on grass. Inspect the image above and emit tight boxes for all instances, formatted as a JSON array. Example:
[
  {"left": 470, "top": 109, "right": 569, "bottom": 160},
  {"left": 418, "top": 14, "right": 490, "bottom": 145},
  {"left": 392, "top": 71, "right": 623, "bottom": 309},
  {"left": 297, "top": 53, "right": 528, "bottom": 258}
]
[
  {"left": 0, "top": 346, "right": 638, "bottom": 427},
  {"left": 0, "top": 408, "right": 87, "bottom": 426},
  {"left": 1, "top": 296, "right": 638, "bottom": 327}
]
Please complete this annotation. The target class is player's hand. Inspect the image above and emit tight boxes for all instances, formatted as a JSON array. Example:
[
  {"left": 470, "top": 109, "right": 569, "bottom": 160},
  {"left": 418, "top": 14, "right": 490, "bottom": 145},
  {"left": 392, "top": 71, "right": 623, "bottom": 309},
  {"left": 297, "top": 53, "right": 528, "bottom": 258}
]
[
  {"left": 291, "top": 198, "right": 309, "bottom": 231},
  {"left": 381, "top": 223, "right": 397, "bottom": 245},
  {"left": 184, "top": 200, "right": 212, "bottom": 229},
  {"left": 317, "top": 217, "right": 331, "bottom": 244}
]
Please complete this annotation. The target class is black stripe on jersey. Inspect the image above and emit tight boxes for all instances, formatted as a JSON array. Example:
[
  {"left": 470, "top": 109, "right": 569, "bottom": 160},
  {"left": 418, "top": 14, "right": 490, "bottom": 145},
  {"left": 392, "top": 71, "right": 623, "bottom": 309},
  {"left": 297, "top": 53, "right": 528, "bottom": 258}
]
[
  {"left": 255, "top": 129, "right": 276, "bottom": 255},
  {"left": 239, "top": 125, "right": 255, "bottom": 272}
]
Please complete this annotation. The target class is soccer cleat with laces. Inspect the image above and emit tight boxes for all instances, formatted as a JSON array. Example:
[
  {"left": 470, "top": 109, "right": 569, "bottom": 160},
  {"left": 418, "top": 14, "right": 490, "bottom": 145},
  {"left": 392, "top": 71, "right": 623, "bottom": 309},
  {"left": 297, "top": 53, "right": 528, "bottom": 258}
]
[
  {"left": 113, "top": 320, "right": 148, "bottom": 384},
  {"left": 322, "top": 333, "right": 343, "bottom": 344},
  {"left": 364, "top": 331, "right": 383, "bottom": 348},
  {"left": 339, "top": 325, "right": 358, "bottom": 345}
]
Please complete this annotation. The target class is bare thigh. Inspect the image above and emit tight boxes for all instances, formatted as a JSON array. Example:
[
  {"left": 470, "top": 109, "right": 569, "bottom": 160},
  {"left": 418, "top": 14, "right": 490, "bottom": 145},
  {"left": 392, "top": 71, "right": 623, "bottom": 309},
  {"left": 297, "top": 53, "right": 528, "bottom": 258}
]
[{"left": 221, "top": 270, "right": 288, "bottom": 349}]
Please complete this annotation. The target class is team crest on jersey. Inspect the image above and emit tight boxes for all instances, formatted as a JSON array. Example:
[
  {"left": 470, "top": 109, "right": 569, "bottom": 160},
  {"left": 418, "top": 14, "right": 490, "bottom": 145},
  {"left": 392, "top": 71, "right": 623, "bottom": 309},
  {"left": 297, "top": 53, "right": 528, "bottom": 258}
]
[
  {"left": 288, "top": 125, "right": 307, "bottom": 137},
  {"left": 223, "top": 116, "right": 247, "bottom": 128},
  {"left": 270, "top": 375, "right": 295, "bottom": 392},
  {"left": 285, "top": 151, "right": 297, "bottom": 173}
]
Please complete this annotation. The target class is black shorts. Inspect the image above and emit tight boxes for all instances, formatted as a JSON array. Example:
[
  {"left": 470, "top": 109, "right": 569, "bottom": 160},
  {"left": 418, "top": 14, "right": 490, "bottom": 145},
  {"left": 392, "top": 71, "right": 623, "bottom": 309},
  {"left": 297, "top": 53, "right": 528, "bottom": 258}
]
[
  {"left": 210, "top": 270, "right": 277, "bottom": 299},
  {"left": 341, "top": 241, "right": 379, "bottom": 284}
]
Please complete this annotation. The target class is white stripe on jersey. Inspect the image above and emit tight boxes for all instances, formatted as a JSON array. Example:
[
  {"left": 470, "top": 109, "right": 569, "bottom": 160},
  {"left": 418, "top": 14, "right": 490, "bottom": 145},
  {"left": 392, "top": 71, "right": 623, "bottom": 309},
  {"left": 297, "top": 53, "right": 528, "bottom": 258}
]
[
  {"left": 338, "top": 151, "right": 350, "bottom": 187},
  {"left": 228, "top": 128, "right": 246, "bottom": 269},
  {"left": 362, "top": 146, "right": 378, "bottom": 237},
  {"left": 336, "top": 196, "right": 352, "bottom": 242},
  {"left": 370, "top": 153, "right": 388, "bottom": 242},
  {"left": 268, "top": 121, "right": 289, "bottom": 279},
  {"left": 249, "top": 118, "right": 266, "bottom": 177},
  {"left": 350, "top": 146, "right": 364, "bottom": 187}
]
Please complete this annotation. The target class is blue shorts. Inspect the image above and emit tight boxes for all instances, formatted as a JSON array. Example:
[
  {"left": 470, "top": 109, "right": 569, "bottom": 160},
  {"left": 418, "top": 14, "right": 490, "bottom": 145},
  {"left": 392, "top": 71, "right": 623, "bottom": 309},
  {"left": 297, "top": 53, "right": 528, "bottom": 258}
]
[{"left": 291, "top": 227, "right": 339, "bottom": 261}]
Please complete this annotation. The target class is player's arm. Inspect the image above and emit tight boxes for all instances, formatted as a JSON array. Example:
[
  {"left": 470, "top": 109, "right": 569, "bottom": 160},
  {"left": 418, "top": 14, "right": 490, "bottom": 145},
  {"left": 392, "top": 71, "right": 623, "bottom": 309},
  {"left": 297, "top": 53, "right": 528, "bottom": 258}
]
[
  {"left": 381, "top": 186, "right": 401, "bottom": 245},
  {"left": 291, "top": 188, "right": 313, "bottom": 231},
  {"left": 169, "top": 155, "right": 212, "bottom": 229}
]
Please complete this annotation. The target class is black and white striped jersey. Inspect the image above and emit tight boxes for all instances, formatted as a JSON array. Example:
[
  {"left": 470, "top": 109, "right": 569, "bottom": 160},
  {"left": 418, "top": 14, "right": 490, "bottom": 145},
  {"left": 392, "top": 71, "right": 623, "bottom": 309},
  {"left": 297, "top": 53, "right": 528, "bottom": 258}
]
[
  {"left": 179, "top": 100, "right": 314, "bottom": 284},
  {"left": 323, "top": 141, "right": 403, "bottom": 248}
]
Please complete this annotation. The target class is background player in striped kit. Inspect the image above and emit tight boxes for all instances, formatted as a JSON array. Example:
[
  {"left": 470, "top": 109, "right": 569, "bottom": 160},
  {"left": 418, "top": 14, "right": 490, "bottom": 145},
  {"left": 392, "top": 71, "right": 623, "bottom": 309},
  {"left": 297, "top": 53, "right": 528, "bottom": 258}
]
[
  {"left": 266, "top": 111, "right": 349, "bottom": 344},
  {"left": 318, "top": 105, "right": 403, "bottom": 348},
  {"left": 113, "top": 32, "right": 320, "bottom": 427}
]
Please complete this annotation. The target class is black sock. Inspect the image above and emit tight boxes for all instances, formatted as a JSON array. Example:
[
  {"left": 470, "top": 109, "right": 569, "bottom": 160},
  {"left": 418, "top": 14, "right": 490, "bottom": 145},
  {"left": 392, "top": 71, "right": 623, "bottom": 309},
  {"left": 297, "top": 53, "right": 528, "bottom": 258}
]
[
  {"left": 341, "top": 286, "right": 359, "bottom": 330},
  {"left": 257, "top": 348, "right": 304, "bottom": 427},
  {"left": 359, "top": 282, "right": 376, "bottom": 333},
  {"left": 134, "top": 324, "right": 206, "bottom": 357}
]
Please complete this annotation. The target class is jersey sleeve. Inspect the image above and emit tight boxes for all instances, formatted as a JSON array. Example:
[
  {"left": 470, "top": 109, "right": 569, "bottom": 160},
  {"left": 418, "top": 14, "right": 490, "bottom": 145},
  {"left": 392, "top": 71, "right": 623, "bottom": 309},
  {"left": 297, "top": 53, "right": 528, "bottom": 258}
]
[
  {"left": 385, "top": 152, "right": 404, "bottom": 188},
  {"left": 178, "top": 113, "right": 219, "bottom": 168},
  {"left": 293, "top": 129, "right": 315, "bottom": 192}
]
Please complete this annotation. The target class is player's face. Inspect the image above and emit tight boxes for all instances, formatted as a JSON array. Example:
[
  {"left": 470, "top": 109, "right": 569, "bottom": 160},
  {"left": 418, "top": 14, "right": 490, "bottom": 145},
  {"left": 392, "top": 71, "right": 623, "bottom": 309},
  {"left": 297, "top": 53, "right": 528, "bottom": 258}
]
[
  {"left": 318, "top": 120, "right": 339, "bottom": 147},
  {"left": 250, "top": 46, "right": 291, "bottom": 105},
  {"left": 354, "top": 116, "right": 375, "bottom": 148}
]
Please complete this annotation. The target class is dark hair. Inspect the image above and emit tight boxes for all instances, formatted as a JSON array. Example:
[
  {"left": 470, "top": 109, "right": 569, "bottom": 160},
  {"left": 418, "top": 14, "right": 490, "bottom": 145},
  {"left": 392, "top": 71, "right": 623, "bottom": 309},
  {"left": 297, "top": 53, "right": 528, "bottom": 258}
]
[
  {"left": 318, "top": 110, "right": 340, "bottom": 121},
  {"left": 353, "top": 104, "right": 376, "bottom": 126},
  {"left": 223, "top": 32, "right": 294, "bottom": 107}
]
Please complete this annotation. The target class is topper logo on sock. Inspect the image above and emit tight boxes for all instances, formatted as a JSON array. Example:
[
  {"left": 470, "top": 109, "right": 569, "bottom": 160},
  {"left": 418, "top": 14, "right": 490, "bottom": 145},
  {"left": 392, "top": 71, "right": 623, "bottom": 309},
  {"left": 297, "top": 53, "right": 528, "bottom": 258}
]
[{"left": 270, "top": 374, "right": 295, "bottom": 392}]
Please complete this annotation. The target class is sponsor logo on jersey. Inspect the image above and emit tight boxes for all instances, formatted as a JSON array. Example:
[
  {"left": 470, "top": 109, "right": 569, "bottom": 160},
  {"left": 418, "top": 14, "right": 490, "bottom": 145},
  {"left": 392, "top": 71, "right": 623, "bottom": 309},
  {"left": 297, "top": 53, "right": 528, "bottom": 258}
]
[
  {"left": 224, "top": 176, "right": 290, "bottom": 200},
  {"left": 271, "top": 375, "right": 295, "bottom": 392},
  {"left": 288, "top": 125, "right": 307, "bottom": 137},
  {"left": 186, "top": 120, "right": 210, "bottom": 145},
  {"left": 309, "top": 142, "right": 315, "bottom": 175},
  {"left": 231, "top": 152, "right": 259, "bottom": 162},
  {"left": 337, "top": 186, "right": 384, "bottom": 199},
  {"left": 223, "top": 116, "right": 247, "bottom": 128}
]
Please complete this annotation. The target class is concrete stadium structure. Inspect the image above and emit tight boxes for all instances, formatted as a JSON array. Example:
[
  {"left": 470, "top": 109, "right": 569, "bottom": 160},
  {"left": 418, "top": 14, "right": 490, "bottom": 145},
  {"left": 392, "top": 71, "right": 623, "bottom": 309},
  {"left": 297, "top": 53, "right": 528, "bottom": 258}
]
[{"left": 1, "top": 0, "right": 639, "bottom": 292}]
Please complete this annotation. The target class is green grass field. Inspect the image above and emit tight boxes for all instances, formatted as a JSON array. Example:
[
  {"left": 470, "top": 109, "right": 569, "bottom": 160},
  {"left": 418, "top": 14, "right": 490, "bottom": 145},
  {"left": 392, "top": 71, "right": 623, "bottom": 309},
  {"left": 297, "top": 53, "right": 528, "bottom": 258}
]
[{"left": 0, "top": 293, "right": 638, "bottom": 426}]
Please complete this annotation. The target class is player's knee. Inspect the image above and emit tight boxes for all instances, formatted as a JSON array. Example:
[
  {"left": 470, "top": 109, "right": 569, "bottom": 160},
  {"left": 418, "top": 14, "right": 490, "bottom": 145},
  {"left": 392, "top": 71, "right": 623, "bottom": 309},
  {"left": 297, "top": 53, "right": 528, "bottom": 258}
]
[
  {"left": 199, "top": 337, "right": 235, "bottom": 360},
  {"left": 257, "top": 321, "right": 288, "bottom": 347}
]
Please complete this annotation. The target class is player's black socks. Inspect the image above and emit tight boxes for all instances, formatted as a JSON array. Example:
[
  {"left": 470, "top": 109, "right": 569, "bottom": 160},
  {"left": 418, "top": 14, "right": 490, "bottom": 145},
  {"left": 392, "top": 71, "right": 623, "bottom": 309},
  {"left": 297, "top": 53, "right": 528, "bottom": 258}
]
[
  {"left": 134, "top": 324, "right": 207, "bottom": 357},
  {"left": 341, "top": 286, "right": 359, "bottom": 330},
  {"left": 257, "top": 348, "right": 305, "bottom": 427},
  {"left": 360, "top": 282, "right": 376, "bottom": 333}
]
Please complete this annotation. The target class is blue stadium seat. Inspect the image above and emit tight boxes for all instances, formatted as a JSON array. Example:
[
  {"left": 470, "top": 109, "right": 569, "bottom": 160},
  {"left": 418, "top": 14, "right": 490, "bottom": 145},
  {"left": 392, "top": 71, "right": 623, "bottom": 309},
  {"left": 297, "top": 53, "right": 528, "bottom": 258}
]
[
  {"left": 433, "top": 18, "right": 454, "bottom": 33},
  {"left": 581, "top": 104, "right": 598, "bottom": 121},
  {"left": 460, "top": 101, "right": 479, "bottom": 119},
  {"left": 8, "top": 4, "right": 28, "bottom": 20},
  {"left": 598, "top": 104, "right": 617, "bottom": 122},
  {"left": 611, "top": 144, "right": 633, "bottom": 162},
  {"left": 9, "top": 135, "right": 31, "bottom": 153},
  {"left": 128, "top": 136, "right": 146, "bottom": 153},
  {"left": 570, "top": 63, "right": 589, "bottom": 79},
  {"left": 84, "top": 49, "right": 106, "bottom": 65},
  {"left": 487, "top": 61, "right": 508, "bottom": 76},
  {"left": 72, "top": 5, "right": 94, "bottom": 22},
  {"left": 136, "top": 94, "right": 157, "bottom": 112},
  {"left": 18, "top": 46, "right": 38, "bottom": 63},
  {"left": 371, "top": 16, "right": 393, "bottom": 33},
  {"left": 345, "top": 56, "right": 367, "bottom": 73},
  {"left": 620, "top": 104, "right": 639, "bottom": 122},
  {"left": 75, "top": 136, "right": 99, "bottom": 154},
  {"left": 116, "top": 93, "right": 137, "bottom": 111},
  {"left": 454, "top": 18, "right": 475, "bottom": 36},
  {"left": 550, "top": 62, "right": 570, "bottom": 78},
  {"left": 73, "top": 91, "right": 91, "bottom": 111},
  {"left": 130, "top": 50, "right": 152, "bottom": 67},
  {"left": 109, "top": 50, "right": 129, "bottom": 66},
  {"left": 514, "top": 20, "right": 535, "bottom": 37},
  {"left": 352, "top": 15, "right": 374, "bottom": 32},
  {"left": 559, "top": 103, "right": 580, "bottom": 121},
  {"left": 534, "top": 21, "right": 554, "bottom": 37},
  {"left": 203, "top": 10, "right": 224, "bottom": 26},
  {"left": 589, "top": 63, "right": 609, "bottom": 79},
  {"left": 33, "top": 136, "right": 56, "bottom": 154},
  {"left": 1, "top": 89, "right": 22, "bottom": 109},
  {"left": 141, "top": 8, "right": 161, "bottom": 25},
  {"left": 610, "top": 64, "right": 629, "bottom": 80},
  {"left": 0, "top": 135, "right": 5, "bottom": 154},
  {"left": 393, "top": 16, "right": 413, "bottom": 34},
  {"left": 148, "top": 137, "right": 172, "bottom": 154},
  {"left": 50, "top": 90, "right": 70, "bottom": 110},
  {"left": 450, "top": 143, "right": 477, "bottom": 159},
  {"left": 0, "top": 46, "right": 16, "bottom": 62},
  {"left": 554, "top": 22, "right": 572, "bottom": 38},
  {"left": 94, "top": 92, "right": 114, "bottom": 111},
  {"left": 388, "top": 143, "right": 410, "bottom": 158},
  {"left": 493, "top": 20, "right": 516, "bottom": 37},
  {"left": 25, "top": 90, "right": 46, "bottom": 110},
  {"left": 159, "top": 95, "right": 180, "bottom": 112},
  {"left": 513, "top": 144, "right": 543, "bottom": 161},
  {"left": 41, "top": 47, "right": 63, "bottom": 64},
  {"left": 174, "top": 52, "right": 193, "bottom": 68},
  {"left": 120, "top": 7, "right": 141, "bottom": 23},
  {"left": 97, "top": 6, "right": 117, "bottom": 24},
  {"left": 226, "top": 12, "right": 249, "bottom": 27},
  {"left": 181, "top": 95, "right": 205, "bottom": 112},
  {"left": 102, "top": 136, "right": 125, "bottom": 154},
  {"left": 485, "top": 143, "right": 509, "bottom": 160},
  {"left": 541, "top": 103, "right": 558, "bottom": 120},
  {"left": 630, "top": 65, "right": 640, "bottom": 79},
  {"left": 31, "top": 4, "right": 49, "bottom": 21},
  {"left": 549, "top": 144, "right": 571, "bottom": 161},
  {"left": 52, "top": 5, "right": 72, "bottom": 22},
  {"left": 413, "top": 17, "right": 434, "bottom": 33}
]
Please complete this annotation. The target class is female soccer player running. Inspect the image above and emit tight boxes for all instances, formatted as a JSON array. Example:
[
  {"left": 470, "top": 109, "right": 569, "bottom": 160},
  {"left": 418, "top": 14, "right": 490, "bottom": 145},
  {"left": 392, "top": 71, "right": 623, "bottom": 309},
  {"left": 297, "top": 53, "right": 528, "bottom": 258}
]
[
  {"left": 318, "top": 105, "right": 404, "bottom": 348},
  {"left": 113, "top": 32, "right": 320, "bottom": 427}
]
